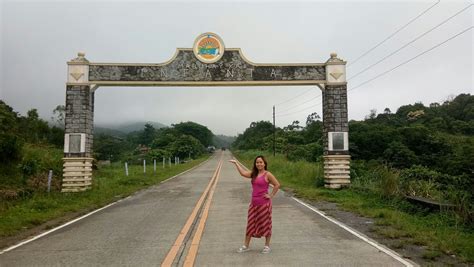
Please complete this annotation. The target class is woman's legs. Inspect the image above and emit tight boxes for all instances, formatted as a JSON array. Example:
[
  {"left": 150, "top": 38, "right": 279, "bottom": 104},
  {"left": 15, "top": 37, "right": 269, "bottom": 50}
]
[
  {"left": 244, "top": 235, "right": 251, "bottom": 247},
  {"left": 265, "top": 235, "right": 271, "bottom": 247}
]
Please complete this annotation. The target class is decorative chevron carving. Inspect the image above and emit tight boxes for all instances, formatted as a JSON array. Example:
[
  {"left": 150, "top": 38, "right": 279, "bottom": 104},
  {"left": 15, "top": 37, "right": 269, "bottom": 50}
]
[
  {"left": 330, "top": 72, "right": 343, "bottom": 80},
  {"left": 70, "top": 73, "right": 84, "bottom": 81}
]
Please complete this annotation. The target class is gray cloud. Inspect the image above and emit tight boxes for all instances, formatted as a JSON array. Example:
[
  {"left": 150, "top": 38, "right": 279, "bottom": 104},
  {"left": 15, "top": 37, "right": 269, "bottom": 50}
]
[{"left": 1, "top": 1, "right": 472, "bottom": 136}]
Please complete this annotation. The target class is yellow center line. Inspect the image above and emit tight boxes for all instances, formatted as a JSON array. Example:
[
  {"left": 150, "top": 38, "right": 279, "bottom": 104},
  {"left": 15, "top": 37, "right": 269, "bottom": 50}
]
[
  {"left": 183, "top": 159, "right": 223, "bottom": 267},
  {"left": 161, "top": 154, "right": 223, "bottom": 267}
]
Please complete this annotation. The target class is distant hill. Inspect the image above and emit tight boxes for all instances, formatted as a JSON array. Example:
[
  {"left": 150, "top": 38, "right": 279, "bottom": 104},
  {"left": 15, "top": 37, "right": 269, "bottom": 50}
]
[
  {"left": 94, "top": 126, "right": 127, "bottom": 137},
  {"left": 213, "top": 134, "right": 236, "bottom": 148},
  {"left": 95, "top": 121, "right": 167, "bottom": 135}
]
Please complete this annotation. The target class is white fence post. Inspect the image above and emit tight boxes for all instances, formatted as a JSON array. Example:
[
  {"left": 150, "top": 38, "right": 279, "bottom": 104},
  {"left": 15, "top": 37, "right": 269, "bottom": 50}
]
[{"left": 47, "top": 170, "right": 53, "bottom": 193}]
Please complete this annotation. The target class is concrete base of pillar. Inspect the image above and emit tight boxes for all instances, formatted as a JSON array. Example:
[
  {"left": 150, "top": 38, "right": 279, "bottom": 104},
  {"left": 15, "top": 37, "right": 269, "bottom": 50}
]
[
  {"left": 323, "top": 155, "right": 351, "bottom": 189},
  {"left": 61, "top": 157, "right": 93, "bottom": 192}
]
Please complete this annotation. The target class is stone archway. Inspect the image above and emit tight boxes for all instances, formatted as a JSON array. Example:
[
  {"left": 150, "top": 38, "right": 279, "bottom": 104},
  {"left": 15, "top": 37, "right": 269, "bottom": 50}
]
[{"left": 62, "top": 33, "right": 350, "bottom": 192}]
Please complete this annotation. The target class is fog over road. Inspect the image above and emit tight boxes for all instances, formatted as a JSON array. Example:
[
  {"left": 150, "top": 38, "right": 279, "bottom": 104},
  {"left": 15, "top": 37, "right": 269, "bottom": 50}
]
[{"left": 0, "top": 151, "right": 413, "bottom": 266}]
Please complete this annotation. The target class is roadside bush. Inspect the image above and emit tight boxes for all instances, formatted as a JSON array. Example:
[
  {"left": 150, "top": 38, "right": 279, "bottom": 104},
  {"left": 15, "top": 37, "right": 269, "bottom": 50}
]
[
  {"left": 401, "top": 179, "right": 442, "bottom": 200},
  {"left": 285, "top": 142, "right": 322, "bottom": 162},
  {"left": 14, "top": 144, "right": 63, "bottom": 191},
  {"left": 350, "top": 160, "right": 383, "bottom": 192},
  {"left": 286, "top": 145, "right": 311, "bottom": 162},
  {"left": 0, "top": 134, "right": 22, "bottom": 163},
  {"left": 148, "top": 149, "right": 172, "bottom": 160},
  {"left": 443, "top": 186, "right": 474, "bottom": 226},
  {"left": 377, "top": 166, "right": 400, "bottom": 198}
]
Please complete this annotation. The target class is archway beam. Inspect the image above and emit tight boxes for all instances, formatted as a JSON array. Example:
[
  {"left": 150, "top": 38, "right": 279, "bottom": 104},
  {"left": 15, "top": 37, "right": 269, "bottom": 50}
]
[{"left": 63, "top": 49, "right": 350, "bottom": 192}]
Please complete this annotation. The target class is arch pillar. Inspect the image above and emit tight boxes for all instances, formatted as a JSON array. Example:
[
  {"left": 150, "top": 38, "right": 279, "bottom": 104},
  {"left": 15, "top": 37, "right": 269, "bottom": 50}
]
[
  {"left": 322, "top": 53, "right": 350, "bottom": 188},
  {"left": 62, "top": 53, "right": 95, "bottom": 192}
]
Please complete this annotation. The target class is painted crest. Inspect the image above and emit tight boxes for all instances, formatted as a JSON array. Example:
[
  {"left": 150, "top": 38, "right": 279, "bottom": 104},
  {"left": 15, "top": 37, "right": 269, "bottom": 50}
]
[{"left": 193, "top": 32, "right": 225, "bottom": 63}]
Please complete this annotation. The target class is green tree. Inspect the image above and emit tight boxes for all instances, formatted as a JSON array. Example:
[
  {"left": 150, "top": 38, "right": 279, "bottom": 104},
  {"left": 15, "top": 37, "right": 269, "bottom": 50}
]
[
  {"left": 173, "top": 121, "right": 214, "bottom": 147},
  {"left": 47, "top": 126, "right": 64, "bottom": 148},
  {"left": 18, "top": 109, "right": 50, "bottom": 143},
  {"left": 0, "top": 101, "right": 22, "bottom": 163},
  {"left": 349, "top": 121, "right": 398, "bottom": 160},
  {"left": 138, "top": 123, "right": 157, "bottom": 146},
  {"left": 233, "top": 121, "right": 274, "bottom": 150},
  {"left": 168, "top": 135, "right": 204, "bottom": 159},
  {"left": 383, "top": 141, "right": 417, "bottom": 168},
  {"left": 94, "top": 134, "right": 127, "bottom": 161},
  {"left": 151, "top": 128, "right": 179, "bottom": 149},
  {"left": 396, "top": 102, "right": 426, "bottom": 119}
]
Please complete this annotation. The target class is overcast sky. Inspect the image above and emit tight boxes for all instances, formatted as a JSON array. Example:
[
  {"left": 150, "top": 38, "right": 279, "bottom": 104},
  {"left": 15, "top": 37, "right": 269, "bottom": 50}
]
[{"left": 1, "top": 0, "right": 472, "bottom": 136}]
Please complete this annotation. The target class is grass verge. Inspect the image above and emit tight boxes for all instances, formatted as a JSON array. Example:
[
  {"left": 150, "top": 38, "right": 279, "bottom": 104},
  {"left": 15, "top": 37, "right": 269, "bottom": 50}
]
[{"left": 0, "top": 156, "right": 208, "bottom": 239}]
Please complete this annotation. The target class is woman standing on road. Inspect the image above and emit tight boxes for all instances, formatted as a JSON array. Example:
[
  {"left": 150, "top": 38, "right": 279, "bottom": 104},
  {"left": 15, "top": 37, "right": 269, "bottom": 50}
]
[{"left": 229, "top": 155, "right": 280, "bottom": 254}]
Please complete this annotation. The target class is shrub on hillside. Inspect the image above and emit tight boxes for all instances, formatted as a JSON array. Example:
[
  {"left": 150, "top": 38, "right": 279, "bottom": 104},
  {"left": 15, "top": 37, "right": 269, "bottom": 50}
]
[{"left": 0, "top": 134, "right": 22, "bottom": 163}]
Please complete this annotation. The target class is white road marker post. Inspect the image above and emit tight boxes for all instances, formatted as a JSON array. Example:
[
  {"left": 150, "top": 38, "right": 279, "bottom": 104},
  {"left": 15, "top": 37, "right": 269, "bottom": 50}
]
[{"left": 47, "top": 170, "right": 53, "bottom": 193}]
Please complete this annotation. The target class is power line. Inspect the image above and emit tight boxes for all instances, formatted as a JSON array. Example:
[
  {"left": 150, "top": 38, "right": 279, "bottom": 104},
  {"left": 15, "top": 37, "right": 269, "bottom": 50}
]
[
  {"left": 348, "top": 4, "right": 473, "bottom": 81},
  {"left": 348, "top": 0, "right": 440, "bottom": 67},
  {"left": 274, "top": 5, "right": 471, "bottom": 121},
  {"left": 276, "top": 102, "right": 322, "bottom": 118},
  {"left": 349, "top": 26, "right": 473, "bottom": 93},
  {"left": 275, "top": 88, "right": 314, "bottom": 106},
  {"left": 275, "top": 94, "right": 321, "bottom": 114},
  {"left": 276, "top": 26, "right": 473, "bottom": 119}
]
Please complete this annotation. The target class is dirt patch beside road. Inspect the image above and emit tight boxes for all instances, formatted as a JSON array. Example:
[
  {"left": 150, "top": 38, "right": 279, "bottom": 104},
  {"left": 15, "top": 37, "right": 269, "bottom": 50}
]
[{"left": 305, "top": 199, "right": 469, "bottom": 267}]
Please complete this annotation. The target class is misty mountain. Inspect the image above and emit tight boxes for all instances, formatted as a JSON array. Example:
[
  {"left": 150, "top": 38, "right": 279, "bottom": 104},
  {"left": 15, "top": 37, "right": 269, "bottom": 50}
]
[
  {"left": 94, "top": 126, "right": 127, "bottom": 137},
  {"left": 95, "top": 121, "right": 167, "bottom": 135}
]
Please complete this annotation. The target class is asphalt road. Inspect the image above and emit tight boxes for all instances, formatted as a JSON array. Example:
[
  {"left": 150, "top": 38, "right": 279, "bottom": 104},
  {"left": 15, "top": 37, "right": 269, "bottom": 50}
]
[{"left": 0, "top": 151, "right": 413, "bottom": 266}]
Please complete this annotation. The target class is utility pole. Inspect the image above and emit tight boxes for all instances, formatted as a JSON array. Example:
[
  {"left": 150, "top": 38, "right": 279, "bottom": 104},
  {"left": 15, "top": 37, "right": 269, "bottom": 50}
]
[{"left": 273, "top": 105, "right": 276, "bottom": 156}]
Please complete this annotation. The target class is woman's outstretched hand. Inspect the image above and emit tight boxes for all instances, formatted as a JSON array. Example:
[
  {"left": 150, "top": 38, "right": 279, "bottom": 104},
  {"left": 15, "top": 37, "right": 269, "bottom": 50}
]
[{"left": 228, "top": 159, "right": 237, "bottom": 164}]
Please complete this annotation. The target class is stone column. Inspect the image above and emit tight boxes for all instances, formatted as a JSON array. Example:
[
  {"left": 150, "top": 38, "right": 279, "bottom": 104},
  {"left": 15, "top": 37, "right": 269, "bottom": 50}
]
[
  {"left": 62, "top": 53, "right": 94, "bottom": 192},
  {"left": 322, "top": 53, "right": 350, "bottom": 188}
]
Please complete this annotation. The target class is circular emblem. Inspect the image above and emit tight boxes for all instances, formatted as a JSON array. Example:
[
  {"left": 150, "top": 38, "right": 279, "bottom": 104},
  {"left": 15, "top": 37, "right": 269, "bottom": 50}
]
[{"left": 193, "top": 33, "right": 225, "bottom": 63}]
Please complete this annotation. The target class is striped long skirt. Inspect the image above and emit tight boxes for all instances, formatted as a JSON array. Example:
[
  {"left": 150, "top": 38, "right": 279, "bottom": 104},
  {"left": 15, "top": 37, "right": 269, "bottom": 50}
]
[{"left": 246, "top": 202, "right": 272, "bottom": 238}]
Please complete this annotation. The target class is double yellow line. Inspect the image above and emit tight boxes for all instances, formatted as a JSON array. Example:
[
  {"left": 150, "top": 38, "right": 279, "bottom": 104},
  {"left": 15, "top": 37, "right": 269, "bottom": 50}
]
[{"left": 161, "top": 156, "right": 223, "bottom": 267}]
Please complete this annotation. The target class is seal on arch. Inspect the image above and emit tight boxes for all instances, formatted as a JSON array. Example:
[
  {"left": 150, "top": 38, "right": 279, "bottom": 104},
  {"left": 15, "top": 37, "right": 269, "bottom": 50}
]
[{"left": 193, "top": 32, "right": 225, "bottom": 64}]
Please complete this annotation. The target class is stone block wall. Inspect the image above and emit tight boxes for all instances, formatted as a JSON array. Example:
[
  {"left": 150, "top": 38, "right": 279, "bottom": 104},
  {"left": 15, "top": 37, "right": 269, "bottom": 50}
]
[
  {"left": 64, "top": 85, "right": 94, "bottom": 157},
  {"left": 322, "top": 84, "right": 349, "bottom": 155}
]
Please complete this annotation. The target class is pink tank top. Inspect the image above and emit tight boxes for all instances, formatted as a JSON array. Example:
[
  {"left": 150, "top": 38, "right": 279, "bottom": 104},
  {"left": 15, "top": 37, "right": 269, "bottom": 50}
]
[{"left": 251, "top": 172, "right": 270, "bottom": 205}]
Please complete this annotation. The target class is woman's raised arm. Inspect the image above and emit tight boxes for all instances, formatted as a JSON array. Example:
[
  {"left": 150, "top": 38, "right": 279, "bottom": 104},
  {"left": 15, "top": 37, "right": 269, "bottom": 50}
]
[{"left": 229, "top": 159, "right": 251, "bottom": 178}]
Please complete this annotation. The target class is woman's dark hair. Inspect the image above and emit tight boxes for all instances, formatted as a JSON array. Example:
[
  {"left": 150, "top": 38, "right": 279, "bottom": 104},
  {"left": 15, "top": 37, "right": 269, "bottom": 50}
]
[{"left": 251, "top": 155, "right": 267, "bottom": 181}]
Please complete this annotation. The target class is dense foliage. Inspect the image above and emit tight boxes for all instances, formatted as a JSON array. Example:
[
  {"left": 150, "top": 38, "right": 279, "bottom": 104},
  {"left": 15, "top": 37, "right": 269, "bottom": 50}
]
[
  {"left": 0, "top": 100, "right": 219, "bottom": 199},
  {"left": 106, "top": 121, "right": 214, "bottom": 164},
  {"left": 232, "top": 94, "right": 474, "bottom": 223},
  {"left": 0, "top": 101, "right": 64, "bottom": 195}
]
